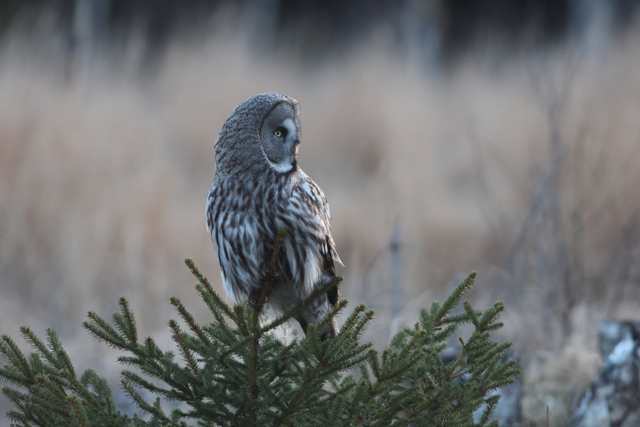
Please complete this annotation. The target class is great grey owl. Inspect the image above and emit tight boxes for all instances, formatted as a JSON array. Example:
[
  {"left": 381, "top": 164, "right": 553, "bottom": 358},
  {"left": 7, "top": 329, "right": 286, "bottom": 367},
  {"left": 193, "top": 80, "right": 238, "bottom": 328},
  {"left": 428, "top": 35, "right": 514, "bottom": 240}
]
[{"left": 206, "top": 93, "right": 342, "bottom": 340}]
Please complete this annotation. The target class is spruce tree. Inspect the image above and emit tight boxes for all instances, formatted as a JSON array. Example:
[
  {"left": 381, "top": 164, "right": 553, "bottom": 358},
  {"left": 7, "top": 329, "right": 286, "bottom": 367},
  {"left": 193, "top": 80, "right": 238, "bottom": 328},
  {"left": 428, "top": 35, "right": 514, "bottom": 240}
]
[{"left": 1, "top": 231, "right": 519, "bottom": 426}]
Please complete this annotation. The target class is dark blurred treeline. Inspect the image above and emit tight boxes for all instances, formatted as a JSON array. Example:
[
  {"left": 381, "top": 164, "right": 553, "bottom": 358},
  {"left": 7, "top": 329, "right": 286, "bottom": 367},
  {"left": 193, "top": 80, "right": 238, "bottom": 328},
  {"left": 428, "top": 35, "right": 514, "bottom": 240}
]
[{"left": 1, "top": 0, "right": 639, "bottom": 63}]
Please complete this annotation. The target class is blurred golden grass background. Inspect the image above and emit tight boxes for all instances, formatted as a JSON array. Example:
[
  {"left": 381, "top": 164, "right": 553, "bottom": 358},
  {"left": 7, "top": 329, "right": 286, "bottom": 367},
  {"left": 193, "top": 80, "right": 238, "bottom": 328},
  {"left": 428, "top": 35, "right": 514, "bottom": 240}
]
[{"left": 2, "top": 14, "right": 640, "bottom": 425}]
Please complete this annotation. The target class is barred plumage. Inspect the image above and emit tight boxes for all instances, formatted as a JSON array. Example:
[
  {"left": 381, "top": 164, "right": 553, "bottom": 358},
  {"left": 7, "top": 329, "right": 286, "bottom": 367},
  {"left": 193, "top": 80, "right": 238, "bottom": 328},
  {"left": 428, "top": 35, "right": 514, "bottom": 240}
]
[{"left": 206, "top": 93, "right": 342, "bottom": 339}]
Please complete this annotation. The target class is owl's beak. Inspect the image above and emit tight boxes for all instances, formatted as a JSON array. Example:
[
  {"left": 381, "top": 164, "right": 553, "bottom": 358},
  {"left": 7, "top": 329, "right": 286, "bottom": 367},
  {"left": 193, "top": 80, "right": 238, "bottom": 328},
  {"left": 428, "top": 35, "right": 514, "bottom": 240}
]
[{"left": 293, "top": 143, "right": 299, "bottom": 155}]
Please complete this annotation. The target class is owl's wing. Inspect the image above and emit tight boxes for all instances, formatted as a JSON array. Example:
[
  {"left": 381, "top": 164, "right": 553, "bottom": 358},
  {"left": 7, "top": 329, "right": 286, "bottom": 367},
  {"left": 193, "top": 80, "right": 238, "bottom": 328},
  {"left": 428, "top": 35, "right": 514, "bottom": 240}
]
[
  {"left": 294, "top": 173, "right": 342, "bottom": 306},
  {"left": 296, "top": 174, "right": 343, "bottom": 267},
  {"left": 297, "top": 176, "right": 331, "bottom": 223}
]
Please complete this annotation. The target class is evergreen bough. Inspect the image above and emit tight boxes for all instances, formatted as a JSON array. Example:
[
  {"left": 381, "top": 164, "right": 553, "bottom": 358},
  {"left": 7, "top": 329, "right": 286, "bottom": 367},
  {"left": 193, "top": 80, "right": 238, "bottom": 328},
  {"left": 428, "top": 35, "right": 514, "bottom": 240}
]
[{"left": 1, "top": 241, "right": 519, "bottom": 426}]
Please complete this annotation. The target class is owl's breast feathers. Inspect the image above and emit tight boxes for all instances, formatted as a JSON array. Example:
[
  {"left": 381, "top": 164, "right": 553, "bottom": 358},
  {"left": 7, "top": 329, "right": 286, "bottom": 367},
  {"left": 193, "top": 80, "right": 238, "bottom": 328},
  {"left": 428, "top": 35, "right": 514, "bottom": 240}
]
[{"left": 207, "top": 167, "right": 341, "bottom": 303}]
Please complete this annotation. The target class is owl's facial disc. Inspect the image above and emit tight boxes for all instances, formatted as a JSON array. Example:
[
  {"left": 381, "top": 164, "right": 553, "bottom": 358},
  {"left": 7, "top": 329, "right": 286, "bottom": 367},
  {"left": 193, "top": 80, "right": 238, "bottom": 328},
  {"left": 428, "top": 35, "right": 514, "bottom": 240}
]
[{"left": 260, "top": 102, "right": 300, "bottom": 173}]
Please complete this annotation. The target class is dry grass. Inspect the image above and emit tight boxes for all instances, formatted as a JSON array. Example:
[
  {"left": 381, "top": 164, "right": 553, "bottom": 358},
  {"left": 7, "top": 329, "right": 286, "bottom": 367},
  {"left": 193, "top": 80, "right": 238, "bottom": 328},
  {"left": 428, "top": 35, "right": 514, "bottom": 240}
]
[{"left": 1, "top": 15, "right": 640, "bottom": 425}]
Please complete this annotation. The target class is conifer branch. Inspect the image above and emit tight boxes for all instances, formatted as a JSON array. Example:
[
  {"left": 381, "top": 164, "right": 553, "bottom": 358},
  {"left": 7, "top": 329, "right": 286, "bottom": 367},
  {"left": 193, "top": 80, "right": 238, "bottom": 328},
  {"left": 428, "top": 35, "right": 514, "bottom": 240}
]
[
  {"left": 317, "top": 301, "right": 349, "bottom": 335},
  {"left": 310, "top": 327, "right": 323, "bottom": 363},
  {"left": 0, "top": 365, "right": 29, "bottom": 387},
  {"left": 185, "top": 258, "right": 235, "bottom": 321},
  {"left": 272, "top": 361, "right": 324, "bottom": 427},
  {"left": 170, "top": 297, "right": 211, "bottom": 347},
  {"left": 1, "top": 264, "right": 518, "bottom": 426},
  {"left": 206, "top": 392, "right": 235, "bottom": 424},
  {"left": 121, "top": 380, "right": 171, "bottom": 423},
  {"left": 118, "top": 298, "right": 138, "bottom": 345},
  {"left": 233, "top": 306, "right": 249, "bottom": 337},
  {"left": 329, "top": 396, "right": 343, "bottom": 423},
  {"left": 247, "top": 308, "right": 260, "bottom": 401},
  {"left": 83, "top": 311, "right": 127, "bottom": 349},
  {"left": 328, "top": 347, "right": 372, "bottom": 373},
  {"left": 217, "top": 276, "right": 343, "bottom": 365},
  {"left": 198, "top": 290, "right": 236, "bottom": 341},
  {"left": 20, "top": 327, "right": 54, "bottom": 372},
  {"left": 351, "top": 308, "right": 374, "bottom": 340},
  {"left": 66, "top": 394, "right": 88, "bottom": 427},
  {"left": 121, "top": 370, "right": 175, "bottom": 398},
  {"left": 0, "top": 335, "right": 32, "bottom": 379},
  {"left": 438, "top": 271, "right": 477, "bottom": 323},
  {"left": 259, "top": 276, "right": 343, "bottom": 335},
  {"left": 340, "top": 304, "right": 366, "bottom": 333},
  {"left": 61, "top": 371, "right": 107, "bottom": 417},
  {"left": 463, "top": 300, "right": 480, "bottom": 326},
  {"left": 168, "top": 320, "right": 199, "bottom": 376},
  {"left": 258, "top": 379, "right": 287, "bottom": 411},
  {"left": 37, "top": 380, "right": 63, "bottom": 403}
]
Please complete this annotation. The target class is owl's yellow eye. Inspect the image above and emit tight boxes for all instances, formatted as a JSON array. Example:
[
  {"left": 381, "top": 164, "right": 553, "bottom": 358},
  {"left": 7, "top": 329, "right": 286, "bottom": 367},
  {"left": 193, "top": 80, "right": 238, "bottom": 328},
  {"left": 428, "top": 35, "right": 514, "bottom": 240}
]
[{"left": 274, "top": 127, "right": 288, "bottom": 138}]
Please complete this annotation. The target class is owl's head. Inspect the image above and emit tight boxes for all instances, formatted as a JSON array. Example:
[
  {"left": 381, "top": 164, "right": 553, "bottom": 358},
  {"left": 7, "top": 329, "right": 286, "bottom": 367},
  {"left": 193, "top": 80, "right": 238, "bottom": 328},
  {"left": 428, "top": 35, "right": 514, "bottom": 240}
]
[{"left": 214, "top": 93, "right": 301, "bottom": 178}]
